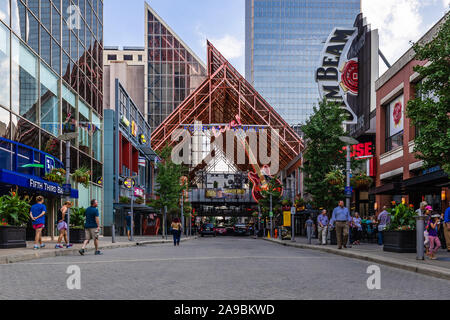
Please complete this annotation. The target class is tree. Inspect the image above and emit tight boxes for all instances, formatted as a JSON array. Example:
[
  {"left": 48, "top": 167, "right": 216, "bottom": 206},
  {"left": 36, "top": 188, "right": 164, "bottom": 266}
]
[
  {"left": 301, "top": 99, "right": 347, "bottom": 211},
  {"left": 150, "top": 145, "right": 187, "bottom": 212},
  {"left": 407, "top": 14, "right": 450, "bottom": 175}
]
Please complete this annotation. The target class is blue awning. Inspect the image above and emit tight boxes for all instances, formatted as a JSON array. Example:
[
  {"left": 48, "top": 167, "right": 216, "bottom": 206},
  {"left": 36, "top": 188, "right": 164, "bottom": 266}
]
[{"left": 0, "top": 169, "right": 79, "bottom": 199}]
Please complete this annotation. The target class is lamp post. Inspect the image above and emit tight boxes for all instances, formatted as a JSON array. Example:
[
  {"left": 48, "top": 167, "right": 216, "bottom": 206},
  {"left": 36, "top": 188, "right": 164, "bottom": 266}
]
[{"left": 128, "top": 174, "right": 138, "bottom": 242}]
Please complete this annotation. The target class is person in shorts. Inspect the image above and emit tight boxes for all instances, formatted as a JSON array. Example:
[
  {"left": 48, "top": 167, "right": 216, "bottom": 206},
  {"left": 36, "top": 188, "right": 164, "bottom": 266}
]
[
  {"left": 79, "top": 199, "right": 102, "bottom": 256},
  {"left": 29, "top": 196, "right": 46, "bottom": 250},
  {"left": 56, "top": 201, "right": 73, "bottom": 249}
]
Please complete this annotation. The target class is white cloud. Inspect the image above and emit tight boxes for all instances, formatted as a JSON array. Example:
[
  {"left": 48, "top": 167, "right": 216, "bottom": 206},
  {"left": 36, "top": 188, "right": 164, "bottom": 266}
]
[
  {"left": 443, "top": 0, "right": 450, "bottom": 8},
  {"left": 362, "top": 0, "right": 424, "bottom": 70},
  {"left": 196, "top": 24, "right": 244, "bottom": 61}
]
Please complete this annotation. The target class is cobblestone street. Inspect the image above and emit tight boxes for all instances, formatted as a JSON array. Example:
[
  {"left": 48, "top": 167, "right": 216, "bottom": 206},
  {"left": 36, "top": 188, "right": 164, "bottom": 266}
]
[{"left": 0, "top": 237, "right": 448, "bottom": 300}]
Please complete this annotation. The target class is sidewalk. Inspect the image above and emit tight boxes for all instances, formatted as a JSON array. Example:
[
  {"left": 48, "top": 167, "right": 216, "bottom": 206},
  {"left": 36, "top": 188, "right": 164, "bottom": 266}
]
[
  {"left": 264, "top": 236, "right": 450, "bottom": 280},
  {"left": 0, "top": 235, "right": 197, "bottom": 264}
]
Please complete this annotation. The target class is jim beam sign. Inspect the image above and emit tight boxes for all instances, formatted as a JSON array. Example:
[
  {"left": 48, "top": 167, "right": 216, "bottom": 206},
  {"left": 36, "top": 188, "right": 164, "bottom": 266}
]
[{"left": 316, "top": 28, "right": 359, "bottom": 125}]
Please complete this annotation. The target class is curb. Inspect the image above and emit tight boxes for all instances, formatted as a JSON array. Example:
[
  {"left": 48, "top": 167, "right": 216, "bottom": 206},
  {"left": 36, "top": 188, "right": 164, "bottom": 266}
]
[
  {"left": 0, "top": 236, "right": 197, "bottom": 265},
  {"left": 263, "top": 238, "right": 450, "bottom": 281}
]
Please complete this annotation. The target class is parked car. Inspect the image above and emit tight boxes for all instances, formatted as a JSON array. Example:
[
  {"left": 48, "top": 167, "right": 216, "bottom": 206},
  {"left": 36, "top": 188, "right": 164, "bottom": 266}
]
[
  {"left": 200, "top": 223, "right": 216, "bottom": 237},
  {"left": 233, "top": 224, "right": 250, "bottom": 236},
  {"left": 225, "top": 226, "right": 234, "bottom": 236},
  {"left": 215, "top": 226, "right": 227, "bottom": 236}
]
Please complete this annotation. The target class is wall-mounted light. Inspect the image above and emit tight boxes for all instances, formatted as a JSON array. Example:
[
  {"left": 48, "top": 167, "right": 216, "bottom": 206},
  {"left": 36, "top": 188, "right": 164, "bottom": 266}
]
[
  {"left": 442, "top": 190, "right": 446, "bottom": 201},
  {"left": 402, "top": 197, "right": 406, "bottom": 205},
  {"left": 374, "top": 202, "right": 378, "bottom": 211}
]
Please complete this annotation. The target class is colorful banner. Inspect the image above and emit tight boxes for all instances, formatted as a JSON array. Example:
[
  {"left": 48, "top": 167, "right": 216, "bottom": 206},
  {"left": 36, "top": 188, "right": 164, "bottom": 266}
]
[{"left": 283, "top": 211, "right": 291, "bottom": 227}]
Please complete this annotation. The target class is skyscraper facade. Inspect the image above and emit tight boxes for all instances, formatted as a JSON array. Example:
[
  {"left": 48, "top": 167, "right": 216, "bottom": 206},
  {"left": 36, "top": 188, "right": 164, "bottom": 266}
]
[
  {"left": 0, "top": 0, "right": 104, "bottom": 231},
  {"left": 245, "top": 0, "right": 361, "bottom": 126},
  {"left": 145, "top": 2, "right": 206, "bottom": 132}
]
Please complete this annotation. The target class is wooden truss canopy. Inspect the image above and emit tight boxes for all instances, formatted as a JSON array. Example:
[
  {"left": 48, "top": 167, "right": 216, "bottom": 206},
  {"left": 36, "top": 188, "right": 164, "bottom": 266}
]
[{"left": 151, "top": 42, "right": 304, "bottom": 176}]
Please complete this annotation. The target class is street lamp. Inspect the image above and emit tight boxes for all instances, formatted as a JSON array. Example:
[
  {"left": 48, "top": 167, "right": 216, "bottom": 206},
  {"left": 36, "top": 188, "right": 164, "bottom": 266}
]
[
  {"left": 127, "top": 174, "right": 139, "bottom": 242},
  {"left": 58, "top": 132, "right": 78, "bottom": 246}
]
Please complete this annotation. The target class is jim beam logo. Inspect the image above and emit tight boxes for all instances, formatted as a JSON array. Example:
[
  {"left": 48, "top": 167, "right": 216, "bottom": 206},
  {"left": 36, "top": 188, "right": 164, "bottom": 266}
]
[{"left": 316, "top": 28, "right": 358, "bottom": 125}]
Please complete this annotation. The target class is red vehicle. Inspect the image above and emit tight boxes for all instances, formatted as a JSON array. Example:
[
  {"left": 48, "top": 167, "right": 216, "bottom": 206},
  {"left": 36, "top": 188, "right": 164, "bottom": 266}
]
[{"left": 215, "top": 226, "right": 227, "bottom": 236}]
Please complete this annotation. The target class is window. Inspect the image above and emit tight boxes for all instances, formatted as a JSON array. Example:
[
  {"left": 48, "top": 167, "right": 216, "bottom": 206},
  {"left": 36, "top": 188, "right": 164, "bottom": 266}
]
[
  {"left": 107, "top": 54, "right": 117, "bottom": 61},
  {"left": 124, "top": 54, "right": 133, "bottom": 61},
  {"left": 11, "top": 36, "right": 39, "bottom": 124},
  {"left": 385, "top": 95, "right": 404, "bottom": 152},
  {"left": 138, "top": 55, "right": 142, "bottom": 61},
  {"left": 40, "top": 62, "right": 59, "bottom": 136},
  {"left": 0, "top": 22, "right": 10, "bottom": 109}
]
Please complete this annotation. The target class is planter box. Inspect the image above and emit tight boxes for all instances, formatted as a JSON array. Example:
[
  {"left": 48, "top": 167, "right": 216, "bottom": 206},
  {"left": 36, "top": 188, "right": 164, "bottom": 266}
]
[
  {"left": 0, "top": 226, "right": 26, "bottom": 249},
  {"left": 69, "top": 229, "right": 86, "bottom": 244},
  {"left": 383, "top": 230, "right": 416, "bottom": 253}
]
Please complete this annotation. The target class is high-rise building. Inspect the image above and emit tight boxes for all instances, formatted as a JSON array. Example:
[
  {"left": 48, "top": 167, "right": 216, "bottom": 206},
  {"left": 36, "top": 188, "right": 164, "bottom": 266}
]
[
  {"left": 245, "top": 0, "right": 361, "bottom": 126},
  {"left": 0, "top": 0, "right": 104, "bottom": 235},
  {"left": 145, "top": 2, "right": 207, "bottom": 132}
]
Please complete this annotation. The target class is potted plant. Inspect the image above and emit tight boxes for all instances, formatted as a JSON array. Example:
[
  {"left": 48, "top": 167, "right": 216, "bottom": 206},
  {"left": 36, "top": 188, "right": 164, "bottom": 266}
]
[
  {"left": 325, "top": 170, "right": 344, "bottom": 186},
  {"left": 281, "top": 199, "right": 292, "bottom": 211},
  {"left": 69, "top": 207, "right": 86, "bottom": 243},
  {"left": 294, "top": 198, "right": 306, "bottom": 211},
  {"left": 135, "top": 196, "right": 145, "bottom": 205},
  {"left": 119, "top": 196, "right": 131, "bottom": 204},
  {"left": 72, "top": 167, "right": 91, "bottom": 188},
  {"left": 351, "top": 173, "right": 373, "bottom": 189},
  {"left": 213, "top": 181, "right": 219, "bottom": 189},
  {"left": 383, "top": 203, "right": 417, "bottom": 253},
  {"left": 0, "top": 191, "right": 31, "bottom": 249},
  {"left": 44, "top": 168, "right": 66, "bottom": 185}
]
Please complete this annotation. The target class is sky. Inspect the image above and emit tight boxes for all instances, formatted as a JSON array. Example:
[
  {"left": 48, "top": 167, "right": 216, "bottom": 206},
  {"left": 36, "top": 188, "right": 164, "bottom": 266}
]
[{"left": 104, "top": 0, "right": 450, "bottom": 75}]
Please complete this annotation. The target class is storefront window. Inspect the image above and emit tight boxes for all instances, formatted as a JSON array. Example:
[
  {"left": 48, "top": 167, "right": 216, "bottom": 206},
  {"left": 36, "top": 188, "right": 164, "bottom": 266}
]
[
  {"left": 92, "top": 112, "right": 101, "bottom": 161},
  {"left": 11, "top": 35, "right": 39, "bottom": 123},
  {"left": 62, "top": 84, "right": 77, "bottom": 145},
  {"left": 92, "top": 160, "right": 102, "bottom": 185},
  {"left": 40, "top": 62, "right": 59, "bottom": 137},
  {"left": 0, "top": 22, "right": 10, "bottom": 109},
  {"left": 11, "top": 115, "right": 39, "bottom": 150},
  {"left": 78, "top": 99, "right": 90, "bottom": 155},
  {"left": 41, "top": 130, "right": 60, "bottom": 159},
  {"left": 0, "top": 106, "right": 10, "bottom": 139}
]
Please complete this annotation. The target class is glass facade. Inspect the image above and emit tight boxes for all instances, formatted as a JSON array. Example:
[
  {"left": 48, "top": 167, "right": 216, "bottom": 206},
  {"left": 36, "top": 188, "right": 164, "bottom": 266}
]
[
  {"left": 0, "top": 0, "right": 103, "bottom": 209},
  {"left": 245, "top": 0, "right": 361, "bottom": 125},
  {"left": 146, "top": 5, "right": 206, "bottom": 132}
]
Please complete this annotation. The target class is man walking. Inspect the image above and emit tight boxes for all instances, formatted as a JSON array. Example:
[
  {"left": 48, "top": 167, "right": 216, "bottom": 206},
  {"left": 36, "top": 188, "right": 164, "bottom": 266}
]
[
  {"left": 377, "top": 206, "right": 391, "bottom": 245},
  {"left": 317, "top": 209, "right": 329, "bottom": 245},
  {"left": 444, "top": 203, "right": 450, "bottom": 252},
  {"left": 79, "top": 199, "right": 102, "bottom": 256},
  {"left": 330, "top": 200, "right": 352, "bottom": 249}
]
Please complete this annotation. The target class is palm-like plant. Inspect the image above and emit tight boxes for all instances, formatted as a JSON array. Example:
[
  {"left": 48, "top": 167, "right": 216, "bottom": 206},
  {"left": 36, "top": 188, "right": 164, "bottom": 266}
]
[
  {"left": 386, "top": 203, "right": 417, "bottom": 231},
  {"left": 0, "top": 190, "right": 31, "bottom": 227}
]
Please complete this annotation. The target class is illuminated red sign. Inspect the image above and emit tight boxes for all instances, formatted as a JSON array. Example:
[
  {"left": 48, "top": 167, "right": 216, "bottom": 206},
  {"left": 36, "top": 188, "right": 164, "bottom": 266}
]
[{"left": 343, "top": 142, "right": 373, "bottom": 159}]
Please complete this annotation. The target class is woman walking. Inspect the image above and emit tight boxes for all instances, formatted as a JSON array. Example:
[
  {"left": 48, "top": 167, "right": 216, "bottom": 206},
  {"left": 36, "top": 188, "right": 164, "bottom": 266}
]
[
  {"left": 171, "top": 218, "right": 182, "bottom": 246},
  {"left": 427, "top": 214, "right": 442, "bottom": 260},
  {"left": 352, "top": 212, "right": 362, "bottom": 245},
  {"left": 55, "top": 201, "right": 73, "bottom": 249},
  {"left": 29, "top": 196, "right": 46, "bottom": 250}
]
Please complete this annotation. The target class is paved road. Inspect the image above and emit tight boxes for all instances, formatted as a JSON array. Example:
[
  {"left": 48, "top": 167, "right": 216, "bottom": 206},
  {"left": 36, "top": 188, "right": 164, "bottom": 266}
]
[{"left": 0, "top": 237, "right": 448, "bottom": 300}]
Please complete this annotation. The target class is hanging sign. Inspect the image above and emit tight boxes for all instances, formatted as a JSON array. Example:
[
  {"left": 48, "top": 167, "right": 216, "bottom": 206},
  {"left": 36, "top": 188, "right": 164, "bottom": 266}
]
[{"left": 316, "top": 28, "right": 359, "bottom": 125}]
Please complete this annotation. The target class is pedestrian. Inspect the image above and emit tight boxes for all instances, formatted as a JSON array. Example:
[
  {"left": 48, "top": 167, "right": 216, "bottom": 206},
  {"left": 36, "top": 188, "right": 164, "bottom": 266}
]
[
  {"left": 79, "top": 199, "right": 102, "bottom": 256},
  {"left": 352, "top": 212, "right": 362, "bottom": 245},
  {"left": 317, "top": 209, "right": 329, "bottom": 245},
  {"left": 171, "top": 218, "right": 182, "bottom": 246},
  {"left": 330, "top": 200, "right": 352, "bottom": 249},
  {"left": 427, "top": 213, "right": 442, "bottom": 260},
  {"left": 377, "top": 206, "right": 390, "bottom": 245},
  {"left": 126, "top": 212, "right": 133, "bottom": 241},
  {"left": 305, "top": 215, "right": 314, "bottom": 244},
  {"left": 29, "top": 196, "right": 46, "bottom": 250},
  {"left": 416, "top": 201, "right": 428, "bottom": 216},
  {"left": 424, "top": 205, "right": 433, "bottom": 256},
  {"left": 55, "top": 201, "right": 73, "bottom": 249},
  {"left": 444, "top": 203, "right": 450, "bottom": 252}
]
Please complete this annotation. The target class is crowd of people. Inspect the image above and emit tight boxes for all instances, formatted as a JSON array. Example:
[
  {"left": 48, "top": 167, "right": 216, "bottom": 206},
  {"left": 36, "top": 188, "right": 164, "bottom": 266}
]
[{"left": 306, "top": 200, "right": 450, "bottom": 259}]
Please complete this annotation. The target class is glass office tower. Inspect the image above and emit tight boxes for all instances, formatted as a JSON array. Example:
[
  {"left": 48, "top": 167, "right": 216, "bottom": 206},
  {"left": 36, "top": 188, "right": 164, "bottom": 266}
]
[
  {"left": 245, "top": 0, "right": 361, "bottom": 126},
  {"left": 0, "top": 0, "right": 103, "bottom": 214},
  {"left": 145, "top": 2, "right": 206, "bottom": 132}
]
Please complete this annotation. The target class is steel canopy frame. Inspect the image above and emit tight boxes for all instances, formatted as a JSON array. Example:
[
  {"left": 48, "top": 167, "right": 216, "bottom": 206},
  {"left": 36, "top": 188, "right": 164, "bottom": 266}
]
[{"left": 151, "top": 41, "right": 304, "bottom": 175}]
